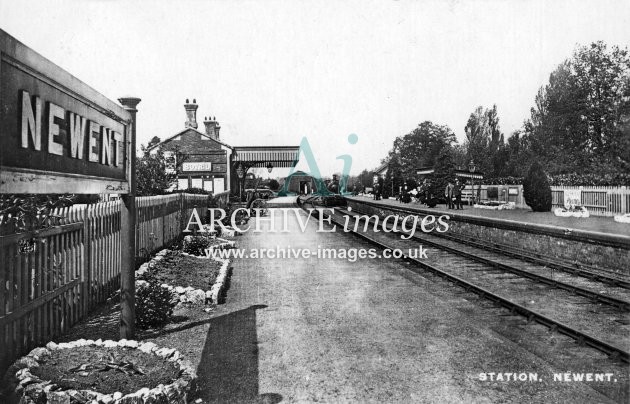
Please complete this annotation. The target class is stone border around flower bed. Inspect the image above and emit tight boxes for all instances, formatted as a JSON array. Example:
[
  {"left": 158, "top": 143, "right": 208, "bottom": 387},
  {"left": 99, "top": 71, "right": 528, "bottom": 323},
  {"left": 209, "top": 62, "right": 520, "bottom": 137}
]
[
  {"left": 6, "top": 339, "right": 196, "bottom": 404},
  {"left": 135, "top": 239, "right": 234, "bottom": 306}
]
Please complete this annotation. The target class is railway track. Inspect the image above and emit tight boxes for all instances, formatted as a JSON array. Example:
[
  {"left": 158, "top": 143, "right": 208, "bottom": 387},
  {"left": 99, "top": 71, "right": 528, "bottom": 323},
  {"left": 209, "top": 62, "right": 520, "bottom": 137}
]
[
  {"left": 351, "top": 201, "right": 630, "bottom": 287},
  {"left": 300, "top": 200, "right": 630, "bottom": 363}
]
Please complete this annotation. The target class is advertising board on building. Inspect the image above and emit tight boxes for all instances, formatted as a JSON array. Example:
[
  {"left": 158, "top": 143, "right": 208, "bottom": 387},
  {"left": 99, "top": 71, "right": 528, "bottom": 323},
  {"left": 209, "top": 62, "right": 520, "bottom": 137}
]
[
  {"left": 0, "top": 29, "right": 132, "bottom": 194},
  {"left": 182, "top": 162, "right": 212, "bottom": 172}
]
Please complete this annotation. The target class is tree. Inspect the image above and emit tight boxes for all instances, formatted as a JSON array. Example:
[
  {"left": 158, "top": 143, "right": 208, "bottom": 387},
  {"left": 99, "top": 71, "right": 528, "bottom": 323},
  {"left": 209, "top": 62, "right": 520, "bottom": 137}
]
[
  {"left": 147, "top": 136, "right": 161, "bottom": 148},
  {"left": 523, "top": 161, "right": 552, "bottom": 212},
  {"left": 430, "top": 147, "right": 456, "bottom": 199},
  {"left": 464, "top": 105, "right": 505, "bottom": 177},
  {"left": 390, "top": 121, "right": 457, "bottom": 179},
  {"left": 382, "top": 155, "right": 403, "bottom": 198},
  {"left": 356, "top": 169, "right": 376, "bottom": 190},
  {"left": 523, "top": 42, "right": 630, "bottom": 174},
  {"left": 268, "top": 179, "right": 280, "bottom": 191},
  {"left": 136, "top": 147, "right": 178, "bottom": 196}
]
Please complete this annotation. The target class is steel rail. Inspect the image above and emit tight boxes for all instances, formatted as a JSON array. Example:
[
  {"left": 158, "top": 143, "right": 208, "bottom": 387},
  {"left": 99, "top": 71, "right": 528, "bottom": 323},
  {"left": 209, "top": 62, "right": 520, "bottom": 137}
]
[
  {"left": 337, "top": 206, "right": 630, "bottom": 310},
  {"left": 302, "top": 203, "right": 629, "bottom": 363},
  {"left": 432, "top": 232, "right": 630, "bottom": 288},
  {"left": 346, "top": 202, "right": 630, "bottom": 289}
]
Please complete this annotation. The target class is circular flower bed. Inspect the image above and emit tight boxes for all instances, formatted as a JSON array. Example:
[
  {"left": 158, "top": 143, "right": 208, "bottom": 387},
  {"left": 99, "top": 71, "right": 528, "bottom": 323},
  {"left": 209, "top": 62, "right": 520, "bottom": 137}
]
[{"left": 6, "top": 339, "right": 196, "bottom": 404}]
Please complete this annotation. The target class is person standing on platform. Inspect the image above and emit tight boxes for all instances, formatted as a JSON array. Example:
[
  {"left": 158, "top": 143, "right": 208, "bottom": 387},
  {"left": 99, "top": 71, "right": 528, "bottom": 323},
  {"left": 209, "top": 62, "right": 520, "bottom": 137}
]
[
  {"left": 445, "top": 181, "right": 455, "bottom": 209},
  {"left": 454, "top": 179, "right": 463, "bottom": 210}
]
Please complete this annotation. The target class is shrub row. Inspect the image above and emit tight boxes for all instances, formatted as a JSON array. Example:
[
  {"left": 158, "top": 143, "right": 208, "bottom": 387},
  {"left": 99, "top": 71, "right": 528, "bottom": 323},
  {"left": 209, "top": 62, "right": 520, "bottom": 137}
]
[{"left": 485, "top": 172, "right": 630, "bottom": 187}]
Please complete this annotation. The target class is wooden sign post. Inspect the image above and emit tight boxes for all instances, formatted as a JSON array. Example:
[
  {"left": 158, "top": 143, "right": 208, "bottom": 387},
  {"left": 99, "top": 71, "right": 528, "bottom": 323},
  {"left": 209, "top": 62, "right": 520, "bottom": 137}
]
[{"left": 0, "top": 29, "right": 139, "bottom": 339}]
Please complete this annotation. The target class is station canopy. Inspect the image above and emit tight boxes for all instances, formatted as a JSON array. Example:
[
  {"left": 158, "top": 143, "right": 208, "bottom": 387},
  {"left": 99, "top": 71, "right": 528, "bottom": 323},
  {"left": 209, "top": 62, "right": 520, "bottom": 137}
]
[
  {"left": 416, "top": 167, "right": 484, "bottom": 180},
  {"left": 232, "top": 146, "right": 300, "bottom": 168}
]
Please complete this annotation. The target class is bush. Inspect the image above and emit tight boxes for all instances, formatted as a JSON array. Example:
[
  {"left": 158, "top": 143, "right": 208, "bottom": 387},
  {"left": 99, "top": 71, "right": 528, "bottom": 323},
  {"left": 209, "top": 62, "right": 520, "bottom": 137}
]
[
  {"left": 268, "top": 179, "right": 280, "bottom": 191},
  {"left": 487, "top": 187, "right": 498, "bottom": 199},
  {"left": 523, "top": 161, "right": 552, "bottom": 212},
  {"left": 136, "top": 279, "right": 176, "bottom": 328},
  {"left": 182, "top": 235, "right": 210, "bottom": 256},
  {"left": 170, "top": 187, "right": 208, "bottom": 195},
  {"left": 486, "top": 172, "right": 630, "bottom": 186}
]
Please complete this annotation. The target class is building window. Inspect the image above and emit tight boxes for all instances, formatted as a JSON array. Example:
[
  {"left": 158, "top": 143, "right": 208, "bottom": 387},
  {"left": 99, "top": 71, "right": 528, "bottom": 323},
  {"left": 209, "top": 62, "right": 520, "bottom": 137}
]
[{"left": 191, "top": 178, "right": 203, "bottom": 189}]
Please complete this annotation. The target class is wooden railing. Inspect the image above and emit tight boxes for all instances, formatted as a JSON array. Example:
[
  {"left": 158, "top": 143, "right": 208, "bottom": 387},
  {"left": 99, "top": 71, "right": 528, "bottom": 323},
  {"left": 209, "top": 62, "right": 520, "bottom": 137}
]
[
  {"left": 466, "top": 184, "right": 629, "bottom": 216},
  {"left": 0, "top": 192, "right": 213, "bottom": 375}
]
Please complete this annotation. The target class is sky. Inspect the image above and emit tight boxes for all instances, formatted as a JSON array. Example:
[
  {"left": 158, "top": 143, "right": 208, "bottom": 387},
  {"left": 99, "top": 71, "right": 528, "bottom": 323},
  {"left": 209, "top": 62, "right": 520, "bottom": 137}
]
[{"left": 1, "top": 0, "right": 629, "bottom": 177}]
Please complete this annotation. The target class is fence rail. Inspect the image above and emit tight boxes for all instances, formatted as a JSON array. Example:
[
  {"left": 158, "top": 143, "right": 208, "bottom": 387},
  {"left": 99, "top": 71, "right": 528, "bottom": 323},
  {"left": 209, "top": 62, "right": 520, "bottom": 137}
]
[
  {"left": 467, "top": 185, "right": 629, "bottom": 217},
  {"left": 0, "top": 192, "right": 216, "bottom": 375}
]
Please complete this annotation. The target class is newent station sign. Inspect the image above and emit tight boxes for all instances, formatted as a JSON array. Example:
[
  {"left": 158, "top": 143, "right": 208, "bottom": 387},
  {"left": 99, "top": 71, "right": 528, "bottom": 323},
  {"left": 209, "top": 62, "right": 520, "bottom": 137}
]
[
  {"left": 0, "top": 29, "right": 139, "bottom": 338},
  {"left": 0, "top": 29, "right": 132, "bottom": 193}
]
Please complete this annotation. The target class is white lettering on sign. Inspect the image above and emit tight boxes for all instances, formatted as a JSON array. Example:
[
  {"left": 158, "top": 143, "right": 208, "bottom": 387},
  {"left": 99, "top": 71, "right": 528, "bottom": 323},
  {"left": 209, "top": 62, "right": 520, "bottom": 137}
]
[
  {"left": 69, "top": 112, "right": 87, "bottom": 159},
  {"left": 564, "top": 189, "right": 581, "bottom": 208},
  {"left": 21, "top": 91, "right": 41, "bottom": 150},
  {"left": 20, "top": 90, "right": 124, "bottom": 167},
  {"left": 182, "top": 162, "right": 212, "bottom": 172},
  {"left": 48, "top": 102, "right": 65, "bottom": 155}
]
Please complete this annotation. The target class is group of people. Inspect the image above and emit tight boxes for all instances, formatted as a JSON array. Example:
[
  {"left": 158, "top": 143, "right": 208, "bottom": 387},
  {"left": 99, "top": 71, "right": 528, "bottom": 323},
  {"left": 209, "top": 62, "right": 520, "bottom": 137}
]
[{"left": 445, "top": 179, "right": 464, "bottom": 210}]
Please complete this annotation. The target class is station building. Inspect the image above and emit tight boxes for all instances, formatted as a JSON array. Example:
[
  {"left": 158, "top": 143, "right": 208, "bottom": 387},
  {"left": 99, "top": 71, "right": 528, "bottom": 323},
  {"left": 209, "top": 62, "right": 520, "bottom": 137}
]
[{"left": 147, "top": 99, "right": 300, "bottom": 195}]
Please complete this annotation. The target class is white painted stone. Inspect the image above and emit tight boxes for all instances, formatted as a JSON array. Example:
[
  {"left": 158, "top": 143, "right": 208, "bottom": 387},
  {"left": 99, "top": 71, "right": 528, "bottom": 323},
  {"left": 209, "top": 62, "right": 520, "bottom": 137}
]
[
  {"left": 138, "top": 342, "right": 157, "bottom": 353},
  {"left": 137, "top": 387, "right": 151, "bottom": 397},
  {"left": 27, "top": 347, "right": 48, "bottom": 359},
  {"left": 184, "top": 289, "right": 206, "bottom": 305}
]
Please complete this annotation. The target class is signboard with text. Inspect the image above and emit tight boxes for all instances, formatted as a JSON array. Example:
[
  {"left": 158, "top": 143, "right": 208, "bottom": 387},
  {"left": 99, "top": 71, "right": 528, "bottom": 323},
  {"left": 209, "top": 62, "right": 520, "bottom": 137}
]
[
  {"left": 0, "top": 29, "right": 132, "bottom": 194},
  {"left": 563, "top": 189, "right": 582, "bottom": 208},
  {"left": 182, "top": 162, "right": 212, "bottom": 172}
]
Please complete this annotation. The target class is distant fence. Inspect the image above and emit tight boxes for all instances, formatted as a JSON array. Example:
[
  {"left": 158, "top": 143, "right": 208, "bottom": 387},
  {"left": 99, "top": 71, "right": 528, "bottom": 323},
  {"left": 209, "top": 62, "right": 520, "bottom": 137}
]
[
  {"left": 550, "top": 186, "right": 629, "bottom": 217},
  {"left": 0, "top": 191, "right": 228, "bottom": 374},
  {"left": 466, "top": 185, "right": 629, "bottom": 216}
]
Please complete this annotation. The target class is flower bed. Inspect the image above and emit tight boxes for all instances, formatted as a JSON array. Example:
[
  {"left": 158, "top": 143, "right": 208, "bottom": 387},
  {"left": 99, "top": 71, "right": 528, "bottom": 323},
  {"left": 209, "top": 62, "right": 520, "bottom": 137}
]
[
  {"left": 554, "top": 206, "right": 590, "bottom": 218},
  {"left": 141, "top": 251, "right": 221, "bottom": 290},
  {"left": 473, "top": 201, "right": 516, "bottom": 210},
  {"left": 5, "top": 339, "right": 195, "bottom": 404},
  {"left": 136, "top": 241, "right": 233, "bottom": 307}
]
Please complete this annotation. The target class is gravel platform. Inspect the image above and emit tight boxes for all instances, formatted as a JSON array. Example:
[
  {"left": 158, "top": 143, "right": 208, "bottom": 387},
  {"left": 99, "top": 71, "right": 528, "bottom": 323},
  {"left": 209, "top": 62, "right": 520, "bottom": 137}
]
[{"left": 189, "top": 209, "right": 624, "bottom": 403}]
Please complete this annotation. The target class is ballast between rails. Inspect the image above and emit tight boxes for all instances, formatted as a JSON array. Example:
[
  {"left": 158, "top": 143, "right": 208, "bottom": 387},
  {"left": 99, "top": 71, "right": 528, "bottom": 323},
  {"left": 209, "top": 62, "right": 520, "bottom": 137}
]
[
  {"left": 336, "top": 207, "right": 630, "bottom": 311},
  {"left": 298, "top": 199, "right": 630, "bottom": 364},
  {"left": 430, "top": 232, "right": 630, "bottom": 289},
  {"left": 345, "top": 199, "right": 630, "bottom": 288}
]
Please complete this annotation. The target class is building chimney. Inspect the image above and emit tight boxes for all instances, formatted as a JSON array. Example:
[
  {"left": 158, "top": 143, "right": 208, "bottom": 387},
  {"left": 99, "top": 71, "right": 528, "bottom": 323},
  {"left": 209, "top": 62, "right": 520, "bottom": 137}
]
[
  {"left": 214, "top": 121, "right": 221, "bottom": 141},
  {"left": 203, "top": 115, "right": 220, "bottom": 140},
  {"left": 184, "top": 98, "right": 198, "bottom": 129}
]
